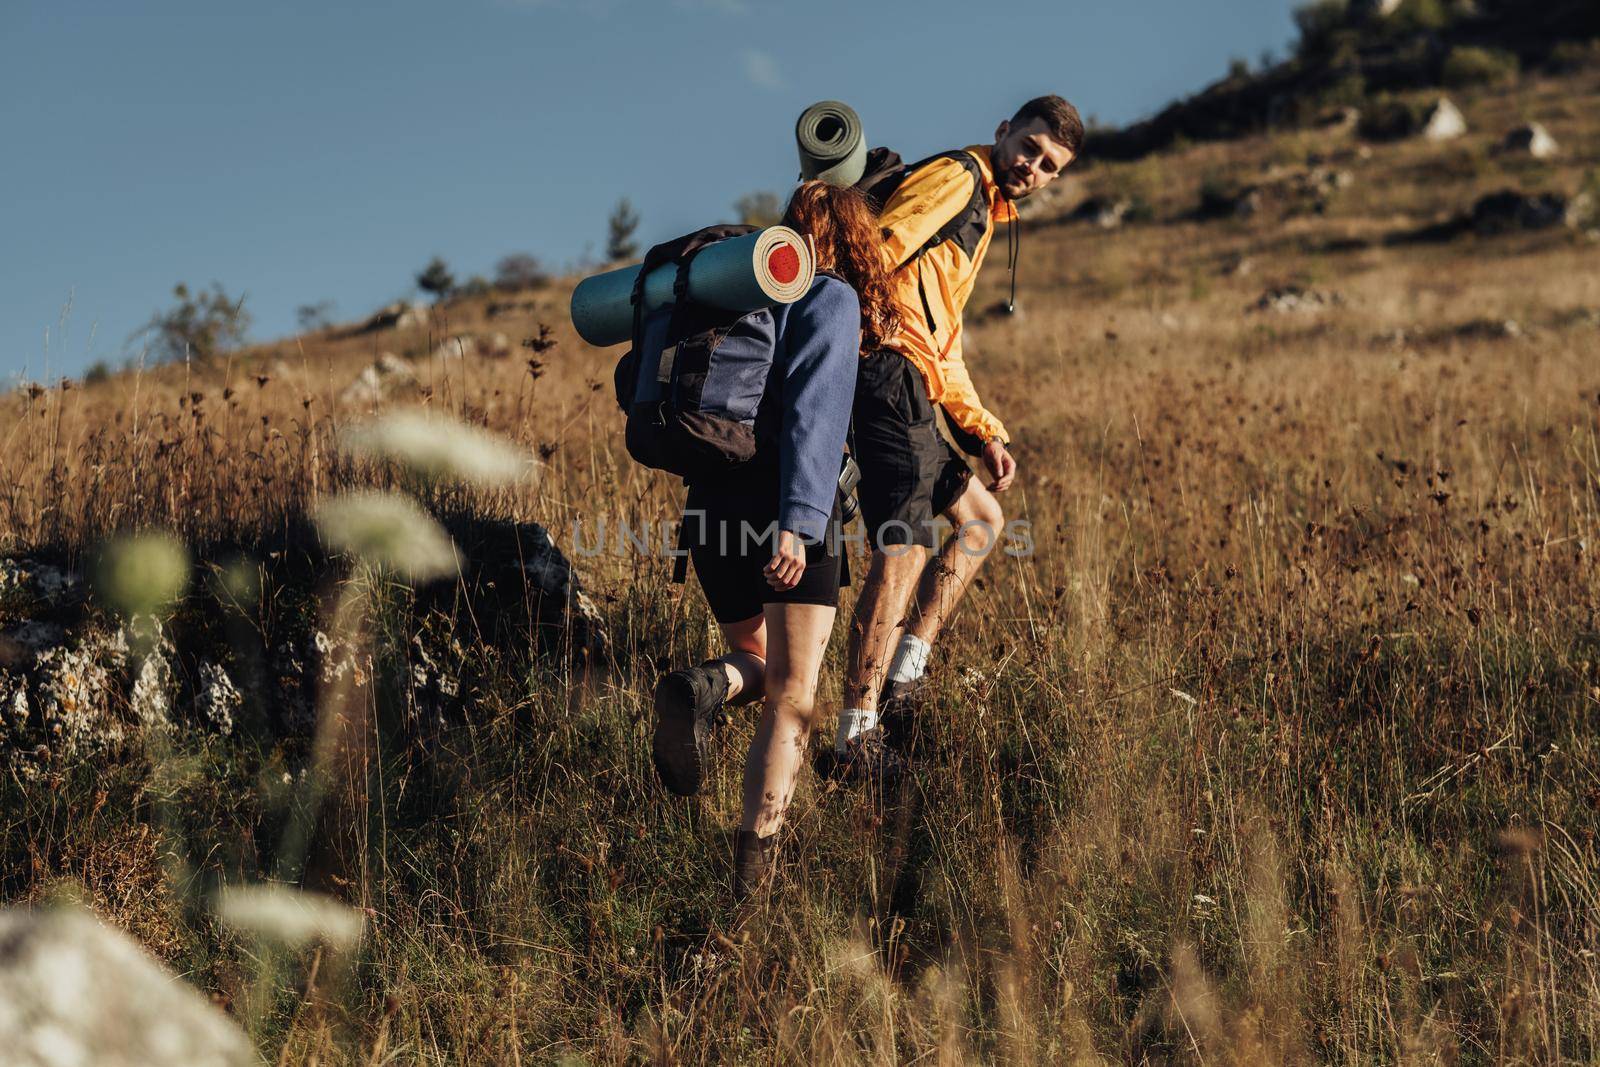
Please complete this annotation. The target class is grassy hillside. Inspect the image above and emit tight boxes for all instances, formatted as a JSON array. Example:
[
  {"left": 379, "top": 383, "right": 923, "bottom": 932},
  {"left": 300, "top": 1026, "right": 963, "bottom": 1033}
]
[{"left": 2, "top": 59, "right": 1598, "bottom": 1063}]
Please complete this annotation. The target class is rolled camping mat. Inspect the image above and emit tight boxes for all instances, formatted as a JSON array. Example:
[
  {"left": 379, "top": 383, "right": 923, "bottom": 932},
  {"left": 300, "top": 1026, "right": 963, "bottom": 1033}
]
[
  {"left": 569, "top": 226, "right": 815, "bottom": 348},
  {"left": 796, "top": 100, "right": 866, "bottom": 187}
]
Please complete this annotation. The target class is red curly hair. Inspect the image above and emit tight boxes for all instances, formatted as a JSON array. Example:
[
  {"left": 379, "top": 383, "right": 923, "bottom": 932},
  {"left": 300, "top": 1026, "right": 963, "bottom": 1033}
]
[{"left": 783, "top": 182, "right": 901, "bottom": 353}]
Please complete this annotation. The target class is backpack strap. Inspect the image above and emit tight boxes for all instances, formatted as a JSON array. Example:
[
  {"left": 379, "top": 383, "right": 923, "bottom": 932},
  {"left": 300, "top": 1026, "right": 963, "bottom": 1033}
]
[
  {"left": 672, "top": 510, "right": 690, "bottom": 584},
  {"left": 890, "top": 151, "right": 988, "bottom": 339},
  {"left": 905, "top": 150, "right": 989, "bottom": 263},
  {"left": 654, "top": 258, "right": 696, "bottom": 389}
]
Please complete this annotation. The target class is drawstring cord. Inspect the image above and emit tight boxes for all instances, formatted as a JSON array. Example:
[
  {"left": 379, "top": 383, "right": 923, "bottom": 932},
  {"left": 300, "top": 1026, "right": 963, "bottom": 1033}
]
[{"left": 1006, "top": 214, "right": 1021, "bottom": 314}]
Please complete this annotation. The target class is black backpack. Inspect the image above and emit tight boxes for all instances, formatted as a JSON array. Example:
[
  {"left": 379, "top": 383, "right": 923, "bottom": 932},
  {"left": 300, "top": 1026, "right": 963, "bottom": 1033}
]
[
  {"left": 611, "top": 224, "right": 782, "bottom": 482},
  {"left": 854, "top": 147, "right": 990, "bottom": 339},
  {"left": 857, "top": 147, "right": 988, "bottom": 261}
]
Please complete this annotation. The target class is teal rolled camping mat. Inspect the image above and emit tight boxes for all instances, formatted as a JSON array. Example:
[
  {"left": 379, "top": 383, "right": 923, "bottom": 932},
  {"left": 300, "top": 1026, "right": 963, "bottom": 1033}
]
[
  {"left": 569, "top": 226, "right": 815, "bottom": 348},
  {"left": 796, "top": 100, "right": 866, "bottom": 187}
]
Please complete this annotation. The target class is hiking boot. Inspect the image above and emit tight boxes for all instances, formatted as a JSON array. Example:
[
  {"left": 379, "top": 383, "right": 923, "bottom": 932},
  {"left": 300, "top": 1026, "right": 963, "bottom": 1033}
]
[
  {"left": 731, "top": 829, "right": 779, "bottom": 903},
  {"left": 651, "top": 664, "right": 730, "bottom": 796},
  {"left": 878, "top": 674, "right": 932, "bottom": 754},
  {"left": 815, "top": 727, "right": 906, "bottom": 786}
]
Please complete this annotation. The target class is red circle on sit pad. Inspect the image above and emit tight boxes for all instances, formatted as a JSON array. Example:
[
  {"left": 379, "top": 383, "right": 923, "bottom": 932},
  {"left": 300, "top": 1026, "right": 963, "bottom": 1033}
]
[{"left": 767, "top": 244, "right": 801, "bottom": 285}]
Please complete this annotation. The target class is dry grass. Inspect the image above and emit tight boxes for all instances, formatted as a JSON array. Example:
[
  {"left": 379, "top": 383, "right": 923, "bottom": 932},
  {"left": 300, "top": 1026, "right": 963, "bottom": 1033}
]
[{"left": 2, "top": 70, "right": 1599, "bottom": 1063}]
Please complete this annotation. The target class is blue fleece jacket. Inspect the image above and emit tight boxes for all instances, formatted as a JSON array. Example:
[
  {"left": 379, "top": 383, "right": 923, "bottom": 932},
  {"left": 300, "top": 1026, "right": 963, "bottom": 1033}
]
[{"left": 768, "top": 275, "right": 859, "bottom": 543}]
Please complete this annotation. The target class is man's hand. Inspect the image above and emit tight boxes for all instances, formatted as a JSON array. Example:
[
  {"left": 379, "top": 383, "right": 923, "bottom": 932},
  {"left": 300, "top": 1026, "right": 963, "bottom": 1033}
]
[
  {"left": 764, "top": 530, "right": 807, "bottom": 591},
  {"left": 982, "top": 439, "right": 1017, "bottom": 493}
]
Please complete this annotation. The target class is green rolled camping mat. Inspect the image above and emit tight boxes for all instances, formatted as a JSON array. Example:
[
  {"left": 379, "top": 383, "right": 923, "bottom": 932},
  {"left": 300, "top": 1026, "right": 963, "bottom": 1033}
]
[
  {"left": 796, "top": 100, "right": 866, "bottom": 187},
  {"left": 569, "top": 225, "right": 815, "bottom": 348}
]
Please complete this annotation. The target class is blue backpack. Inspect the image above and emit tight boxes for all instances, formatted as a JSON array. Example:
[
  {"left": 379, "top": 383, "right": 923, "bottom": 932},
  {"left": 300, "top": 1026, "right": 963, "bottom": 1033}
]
[{"left": 612, "top": 225, "right": 783, "bottom": 483}]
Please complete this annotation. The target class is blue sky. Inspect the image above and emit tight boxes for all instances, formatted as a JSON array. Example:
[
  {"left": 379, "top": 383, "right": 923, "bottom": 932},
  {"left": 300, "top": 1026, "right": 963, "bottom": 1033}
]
[{"left": 1, "top": 0, "right": 1300, "bottom": 380}]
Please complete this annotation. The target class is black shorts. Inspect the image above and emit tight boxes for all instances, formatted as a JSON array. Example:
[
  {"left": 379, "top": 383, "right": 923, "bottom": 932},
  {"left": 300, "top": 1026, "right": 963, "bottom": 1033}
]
[
  {"left": 853, "top": 351, "right": 973, "bottom": 550},
  {"left": 684, "top": 472, "right": 842, "bottom": 625}
]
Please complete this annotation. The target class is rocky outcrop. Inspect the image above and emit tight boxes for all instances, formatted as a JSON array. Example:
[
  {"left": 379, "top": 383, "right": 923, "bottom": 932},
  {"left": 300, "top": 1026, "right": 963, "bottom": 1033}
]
[
  {"left": 1421, "top": 97, "right": 1468, "bottom": 141},
  {"left": 1070, "top": 197, "right": 1133, "bottom": 229},
  {"left": 1251, "top": 286, "right": 1345, "bottom": 314},
  {"left": 1502, "top": 122, "right": 1558, "bottom": 158},
  {"left": 1470, "top": 189, "right": 1582, "bottom": 233},
  {"left": 339, "top": 353, "right": 415, "bottom": 406},
  {"left": 354, "top": 301, "right": 429, "bottom": 334},
  {"left": 0, "top": 908, "right": 255, "bottom": 1067}
]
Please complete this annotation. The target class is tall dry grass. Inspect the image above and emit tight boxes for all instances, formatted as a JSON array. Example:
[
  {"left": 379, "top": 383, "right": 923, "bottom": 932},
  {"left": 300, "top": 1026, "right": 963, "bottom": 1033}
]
[{"left": 2, "top": 69, "right": 1598, "bottom": 1063}]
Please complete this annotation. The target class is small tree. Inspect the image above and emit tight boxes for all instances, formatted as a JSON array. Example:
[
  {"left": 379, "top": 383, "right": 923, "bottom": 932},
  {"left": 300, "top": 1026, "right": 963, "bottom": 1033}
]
[
  {"left": 494, "top": 253, "right": 548, "bottom": 291},
  {"left": 296, "top": 300, "right": 336, "bottom": 333},
  {"left": 135, "top": 282, "right": 251, "bottom": 363},
  {"left": 606, "top": 198, "right": 640, "bottom": 262},
  {"left": 416, "top": 257, "right": 455, "bottom": 303},
  {"left": 734, "top": 191, "right": 784, "bottom": 228}
]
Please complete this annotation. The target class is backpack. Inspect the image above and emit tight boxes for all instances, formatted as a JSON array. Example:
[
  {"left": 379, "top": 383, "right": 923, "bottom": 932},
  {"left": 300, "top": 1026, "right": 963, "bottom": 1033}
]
[
  {"left": 853, "top": 147, "right": 990, "bottom": 336},
  {"left": 611, "top": 224, "right": 782, "bottom": 483},
  {"left": 857, "top": 147, "right": 988, "bottom": 260},
  {"left": 612, "top": 226, "right": 858, "bottom": 585}
]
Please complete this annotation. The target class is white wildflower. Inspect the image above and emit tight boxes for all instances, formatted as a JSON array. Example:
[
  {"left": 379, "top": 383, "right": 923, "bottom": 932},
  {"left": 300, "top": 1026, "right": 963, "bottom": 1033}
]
[
  {"left": 341, "top": 411, "right": 533, "bottom": 488},
  {"left": 92, "top": 532, "right": 189, "bottom": 617},
  {"left": 313, "top": 491, "right": 459, "bottom": 584},
  {"left": 214, "top": 884, "right": 364, "bottom": 951}
]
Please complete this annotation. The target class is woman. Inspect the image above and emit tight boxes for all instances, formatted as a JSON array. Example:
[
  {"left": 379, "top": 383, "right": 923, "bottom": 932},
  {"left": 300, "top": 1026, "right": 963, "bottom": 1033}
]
[{"left": 651, "top": 181, "right": 900, "bottom": 899}]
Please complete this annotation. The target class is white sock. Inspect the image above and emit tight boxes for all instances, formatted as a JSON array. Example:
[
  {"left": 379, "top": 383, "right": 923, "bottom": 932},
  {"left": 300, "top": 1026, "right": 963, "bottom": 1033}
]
[
  {"left": 888, "top": 634, "right": 931, "bottom": 685},
  {"left": 835, "top": 707, "right": 878, "bottom": 751}
]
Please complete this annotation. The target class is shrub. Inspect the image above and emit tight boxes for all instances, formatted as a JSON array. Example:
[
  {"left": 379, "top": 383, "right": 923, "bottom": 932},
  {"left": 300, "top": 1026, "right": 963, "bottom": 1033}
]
[
  {"left": 1359, "top": 94, "right": 1425, "bottom": 140},
  {"left": 1389, "top": 0, "right": 1452, "bottom": 34},
  {"left": 493, "top": 253, "right": 548, "bottom": 291},
  {"left": 1123, "top": 197, "right": 1156, "bottom": 224},
  {"left": 1294, "top": 0, "right": 1350, "bottom": 57},
  {"left": 415, "top": 257, "right": 455, "bottom": 303},
  {"left": 456, "top": 275, "right": 493, "bottom": 299},
  {"left": 1545, "top": 39, "right": 1600, "bottom": 75},
  {"left": 82, "top": 360, "right": 111, "bottom": 386},
  {"left": 296, "top": 301, "right": 336, "bottom": 333},
  {"left": 1315, "top": 70, "right": 1369, "bottom": 113},
  {"left": 134, "top": 282, "right": 251, "bottom": 363},
  {"left": 1442, "top": 45, "right": 1520, "bottom": 88}
]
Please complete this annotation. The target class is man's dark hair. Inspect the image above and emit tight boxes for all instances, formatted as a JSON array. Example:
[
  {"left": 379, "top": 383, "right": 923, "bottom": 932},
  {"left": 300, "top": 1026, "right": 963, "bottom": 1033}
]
[{"left": 1011, "top": 95, "right": 1085, "bottom": 155}]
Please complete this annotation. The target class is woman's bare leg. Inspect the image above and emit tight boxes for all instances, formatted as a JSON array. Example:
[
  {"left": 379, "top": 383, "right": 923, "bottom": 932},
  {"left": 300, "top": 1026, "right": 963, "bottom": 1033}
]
[
  {"left": 738, "top": 602, "right": 836, "bottom": 838},
  {"left": 715, "top": 615, "right": 767, "bottom": 706}
]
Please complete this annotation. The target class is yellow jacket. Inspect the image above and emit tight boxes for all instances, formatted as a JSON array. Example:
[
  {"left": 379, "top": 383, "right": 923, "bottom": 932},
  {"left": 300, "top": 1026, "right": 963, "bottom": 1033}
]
[{"left": 879, "top": 144, "right": 1017, "bottom": 446}]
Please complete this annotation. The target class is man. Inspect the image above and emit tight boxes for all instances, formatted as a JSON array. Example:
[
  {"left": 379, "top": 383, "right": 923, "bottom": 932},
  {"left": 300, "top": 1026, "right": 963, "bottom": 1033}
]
[{"left": 831, "top": 95, "right": 1083, "bottom": 771}]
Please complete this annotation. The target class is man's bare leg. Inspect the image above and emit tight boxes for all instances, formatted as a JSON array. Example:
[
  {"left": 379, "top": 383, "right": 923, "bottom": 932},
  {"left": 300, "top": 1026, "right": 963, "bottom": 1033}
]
[
  {"left": 837, "top": 544, "right": 926, "bottom": 748},
  {"left": 877, "top": 478, "right": 1005, "bottom": 709},
  {"left": 907, "top": 477, "right": 1005, "bottom": 646}
]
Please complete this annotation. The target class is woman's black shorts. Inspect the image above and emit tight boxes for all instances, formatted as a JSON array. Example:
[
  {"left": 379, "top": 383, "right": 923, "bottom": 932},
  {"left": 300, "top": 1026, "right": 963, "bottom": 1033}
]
[{"left": 684, "top": 472, "right": 843, "bottom": 625}]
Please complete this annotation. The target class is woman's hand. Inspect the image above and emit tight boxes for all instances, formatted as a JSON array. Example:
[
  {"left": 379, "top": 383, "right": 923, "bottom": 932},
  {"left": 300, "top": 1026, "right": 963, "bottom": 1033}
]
[{"left": 764, "top": 530, "right": 807, "bottom": 591}]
